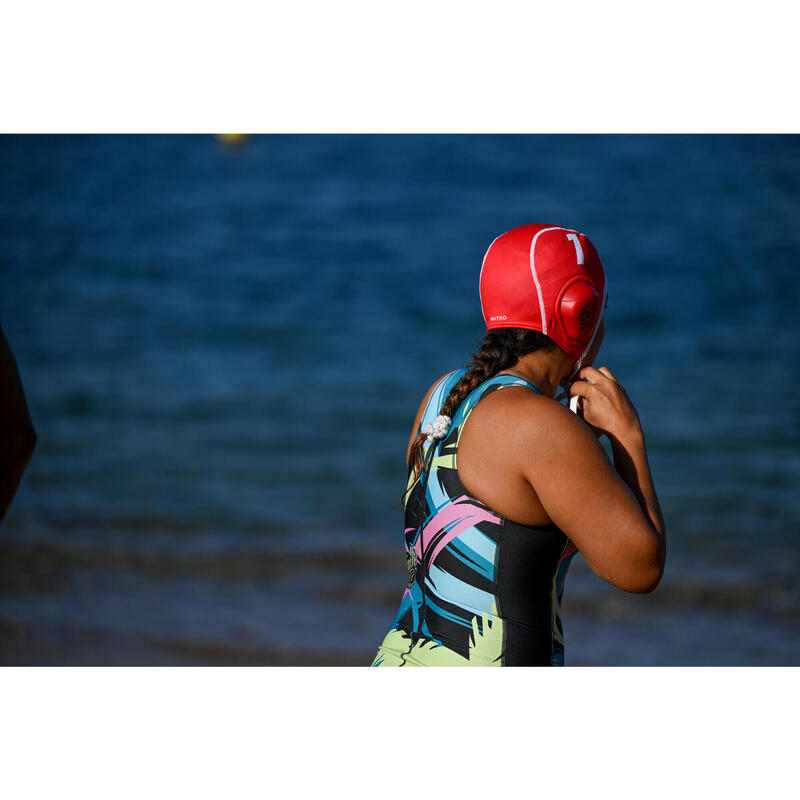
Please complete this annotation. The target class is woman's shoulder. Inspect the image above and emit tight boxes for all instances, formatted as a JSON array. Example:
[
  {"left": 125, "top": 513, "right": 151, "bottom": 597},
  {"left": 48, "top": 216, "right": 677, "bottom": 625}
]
[
  {"left": 463, "top": 381, "right": 595, "bottom": 464},
  {"left": 474, "top": 381, "right": 583, "bottom": 432}
]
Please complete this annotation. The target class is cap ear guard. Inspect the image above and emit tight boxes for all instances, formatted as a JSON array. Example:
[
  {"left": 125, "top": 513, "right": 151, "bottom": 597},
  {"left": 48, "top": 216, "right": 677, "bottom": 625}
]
[
  {"left": 555, "top": 278, "right": 601, "bottom": 344},
  {"left": 557, "top": 278, "right": 606, "bottom": 396}
]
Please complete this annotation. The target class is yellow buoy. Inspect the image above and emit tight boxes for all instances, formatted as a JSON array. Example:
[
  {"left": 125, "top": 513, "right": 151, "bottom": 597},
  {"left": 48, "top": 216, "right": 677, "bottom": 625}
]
[{"left": 216, "top": 134, "right": 252, "bottom": 148}]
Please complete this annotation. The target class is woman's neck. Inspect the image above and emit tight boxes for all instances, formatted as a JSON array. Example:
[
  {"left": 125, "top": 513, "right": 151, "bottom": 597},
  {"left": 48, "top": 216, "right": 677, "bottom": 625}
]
[{"left": 498, "top": 349, "right": 574, "bottom": 398}]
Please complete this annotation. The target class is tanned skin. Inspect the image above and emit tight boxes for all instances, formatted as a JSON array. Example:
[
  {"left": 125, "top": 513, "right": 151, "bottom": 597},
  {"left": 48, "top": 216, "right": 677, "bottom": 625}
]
[
  {"left": 406, "top": 321, "right": 666, "bottom": 594},
  {"left": 0, "top": 323, "right": 37, "bottom": 523}
]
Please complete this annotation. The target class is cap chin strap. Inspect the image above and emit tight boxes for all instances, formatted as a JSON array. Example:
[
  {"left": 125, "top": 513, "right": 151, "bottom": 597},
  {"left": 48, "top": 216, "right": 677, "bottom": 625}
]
[
  {"left": 554, "top": 367, "right": 581, "bottom": 406},
  {"left": 554, "top": 284, "right": 607, "bottom": 407},
  {"left": 558, "top": 357, "right": 588, "bottom": 413}
]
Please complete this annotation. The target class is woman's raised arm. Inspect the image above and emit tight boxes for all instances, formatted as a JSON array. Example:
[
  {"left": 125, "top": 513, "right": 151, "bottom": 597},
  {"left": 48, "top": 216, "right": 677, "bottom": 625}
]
[{"left": 519, "top": 369, "right": 666, "bottom": 593}]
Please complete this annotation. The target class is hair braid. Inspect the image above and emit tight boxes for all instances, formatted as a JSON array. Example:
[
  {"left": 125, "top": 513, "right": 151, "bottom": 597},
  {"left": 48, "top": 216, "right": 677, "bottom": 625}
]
[{"left": 406, "top": 328, "right": 557, "bottom": 482}]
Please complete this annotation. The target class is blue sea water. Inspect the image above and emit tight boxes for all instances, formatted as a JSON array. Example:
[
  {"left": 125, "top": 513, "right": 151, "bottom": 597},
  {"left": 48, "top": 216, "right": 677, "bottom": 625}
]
[{"left": 0, "top": 134, "right": 798, "bottom": 665}]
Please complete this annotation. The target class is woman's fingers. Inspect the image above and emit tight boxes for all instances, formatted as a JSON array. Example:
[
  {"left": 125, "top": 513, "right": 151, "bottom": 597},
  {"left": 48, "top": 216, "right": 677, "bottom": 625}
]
[
  {"left": 569, "top": 366, "right": 626, "bottom": 436},
  {"left": 577, "top": 366, "right": 604, "bottom": 383},
  {"left": 579, "top": 365, "right": 619, "bottom": 385},
  {"left": 568, "top": 379, "right": 592, "bottom": 398}
]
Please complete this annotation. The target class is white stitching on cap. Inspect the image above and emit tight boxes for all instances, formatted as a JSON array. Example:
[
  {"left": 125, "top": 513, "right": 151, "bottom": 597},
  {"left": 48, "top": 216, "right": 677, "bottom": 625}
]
[{"left": 529, "top": 226, "right": 568, "bottom": 336}]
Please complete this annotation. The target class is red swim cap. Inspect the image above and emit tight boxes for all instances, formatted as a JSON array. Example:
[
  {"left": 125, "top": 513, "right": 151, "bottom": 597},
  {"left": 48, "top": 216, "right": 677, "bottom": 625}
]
[{"left": 479, "top": 223, "right": 607, "bottom": 367}]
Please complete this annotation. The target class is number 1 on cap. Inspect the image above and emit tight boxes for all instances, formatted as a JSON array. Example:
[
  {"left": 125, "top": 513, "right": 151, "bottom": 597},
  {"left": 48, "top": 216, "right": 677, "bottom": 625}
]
[{"left": 566, "top": 233, "right": 584, "bottom": 265}]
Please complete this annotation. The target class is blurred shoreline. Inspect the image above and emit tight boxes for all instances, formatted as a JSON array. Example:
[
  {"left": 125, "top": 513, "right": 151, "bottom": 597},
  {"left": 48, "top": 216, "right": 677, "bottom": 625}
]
[{"left": 1, "top": 535, "right": 796, "bottom": 666}]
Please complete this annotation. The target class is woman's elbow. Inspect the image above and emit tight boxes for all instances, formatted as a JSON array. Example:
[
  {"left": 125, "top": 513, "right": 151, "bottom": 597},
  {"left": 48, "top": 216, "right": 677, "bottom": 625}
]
[
  {"left": 627, "top": 547, "right": 666, "bottom": 593},
  {"left": 627, "top": 526, "right": 667, "bottom": 593},
  {"left": 626, "top": 564, "right": 663, "bottom": 594},
  {"left": 591, "top": 554, "right": 664, "bottom": 594}
]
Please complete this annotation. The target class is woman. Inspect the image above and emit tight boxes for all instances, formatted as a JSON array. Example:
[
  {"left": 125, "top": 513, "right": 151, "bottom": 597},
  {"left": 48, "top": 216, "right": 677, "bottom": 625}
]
[{"left": 371, "top": 223, "right": 666, "bottom": 666}]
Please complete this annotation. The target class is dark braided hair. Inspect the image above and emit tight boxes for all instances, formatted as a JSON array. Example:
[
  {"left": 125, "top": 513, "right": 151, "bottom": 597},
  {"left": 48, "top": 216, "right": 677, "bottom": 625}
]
[{"left": 407, "top": 328, "right": 558, "bottom": 481}]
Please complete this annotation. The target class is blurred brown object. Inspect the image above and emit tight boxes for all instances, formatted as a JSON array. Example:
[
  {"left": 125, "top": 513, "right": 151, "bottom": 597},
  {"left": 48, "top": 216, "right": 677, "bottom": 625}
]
[{"left": 0, "top": 323, "right": 37, "bottom": 523}]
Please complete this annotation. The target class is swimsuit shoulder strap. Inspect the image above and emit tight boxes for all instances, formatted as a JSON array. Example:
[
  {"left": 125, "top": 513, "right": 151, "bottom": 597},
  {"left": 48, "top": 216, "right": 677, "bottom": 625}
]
[{"left": 418, "top": 368, "right": 468, "bottom": 433}]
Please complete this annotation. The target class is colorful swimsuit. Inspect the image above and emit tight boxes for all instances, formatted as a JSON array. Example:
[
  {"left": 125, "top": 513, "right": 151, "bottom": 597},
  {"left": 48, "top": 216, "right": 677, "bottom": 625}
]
[{"left": 371, "top": 370, "right": 578, "bottom": 667}]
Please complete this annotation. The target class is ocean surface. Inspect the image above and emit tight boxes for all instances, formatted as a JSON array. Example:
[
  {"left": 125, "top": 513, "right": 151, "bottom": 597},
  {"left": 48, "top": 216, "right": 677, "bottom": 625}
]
[{"left": 0, "top": 134, "right": 798, "bottom": 665}]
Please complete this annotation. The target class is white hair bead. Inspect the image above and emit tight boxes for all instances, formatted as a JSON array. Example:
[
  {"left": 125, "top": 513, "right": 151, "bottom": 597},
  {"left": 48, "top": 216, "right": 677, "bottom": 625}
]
[{"left": 423, "top": 414, "right": 452, "bottom": 444}]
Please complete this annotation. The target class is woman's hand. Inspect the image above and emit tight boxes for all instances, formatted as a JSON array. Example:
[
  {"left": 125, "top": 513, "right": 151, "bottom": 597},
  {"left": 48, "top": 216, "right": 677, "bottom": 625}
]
[{"left": 568, "top": 366, "right": 642, "bottom": 444}]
